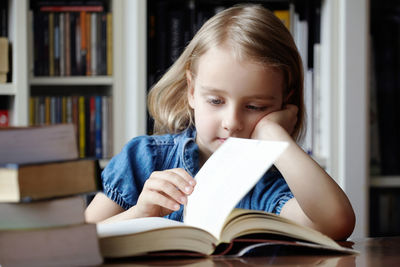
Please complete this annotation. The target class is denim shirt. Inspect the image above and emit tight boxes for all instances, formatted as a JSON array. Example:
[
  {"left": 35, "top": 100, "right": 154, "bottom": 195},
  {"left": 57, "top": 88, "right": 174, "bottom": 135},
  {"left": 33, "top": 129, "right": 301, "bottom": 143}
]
[{"left": 102, "top": 127, "right": 294, "bottom": 222}]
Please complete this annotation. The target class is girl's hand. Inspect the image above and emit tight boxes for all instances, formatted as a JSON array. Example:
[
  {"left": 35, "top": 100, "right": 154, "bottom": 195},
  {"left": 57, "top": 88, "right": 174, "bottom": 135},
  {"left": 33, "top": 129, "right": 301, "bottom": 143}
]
[
  {"left": 134, "top": 168, "right": 196, "bottom": 218},
  {"left": 251, "top": 104, "right": 298, "bottom": 141}
]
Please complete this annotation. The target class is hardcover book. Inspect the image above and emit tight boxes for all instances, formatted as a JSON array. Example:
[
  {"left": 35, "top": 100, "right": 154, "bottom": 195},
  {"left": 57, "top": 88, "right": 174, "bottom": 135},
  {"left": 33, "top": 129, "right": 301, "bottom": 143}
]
[
  {"left": 0, "top": 158, "right": 99, "bottom": 202},
  {"left": 97, "top": 138, "right": 357, "bottom": 257}
]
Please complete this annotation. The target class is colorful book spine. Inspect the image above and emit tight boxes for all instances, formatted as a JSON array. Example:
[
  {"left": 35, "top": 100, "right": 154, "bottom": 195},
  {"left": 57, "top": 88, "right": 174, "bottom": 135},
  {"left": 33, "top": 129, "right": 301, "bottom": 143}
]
[
  {"left": 78, "top": 96, "right": 85, "bottom": 158},
  {"left": 95, "top": 96, "right": 102, "bottom": 158}
]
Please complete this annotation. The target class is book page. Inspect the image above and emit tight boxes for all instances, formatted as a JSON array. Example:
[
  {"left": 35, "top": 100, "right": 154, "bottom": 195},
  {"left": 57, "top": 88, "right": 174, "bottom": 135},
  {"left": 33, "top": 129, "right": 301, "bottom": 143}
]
[
  {"left": 97, "top": 217, "right": 185, "bottom": 238},
  {"left": 184, "top": 138, "right": 288, "bottom": 240}
]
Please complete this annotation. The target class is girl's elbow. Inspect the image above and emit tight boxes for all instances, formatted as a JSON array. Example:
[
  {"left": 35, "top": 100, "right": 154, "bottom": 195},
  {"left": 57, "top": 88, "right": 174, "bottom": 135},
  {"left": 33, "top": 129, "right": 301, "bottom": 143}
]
[{"left": 328, "top": 207, "right": 356, "bottom": 241}]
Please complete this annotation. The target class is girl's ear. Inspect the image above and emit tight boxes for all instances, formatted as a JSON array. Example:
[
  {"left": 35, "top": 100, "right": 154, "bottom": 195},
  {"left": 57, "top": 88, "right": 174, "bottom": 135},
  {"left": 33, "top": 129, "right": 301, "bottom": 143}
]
[{"left": 186, "top": 70, "right": 195, "bottom": 109}]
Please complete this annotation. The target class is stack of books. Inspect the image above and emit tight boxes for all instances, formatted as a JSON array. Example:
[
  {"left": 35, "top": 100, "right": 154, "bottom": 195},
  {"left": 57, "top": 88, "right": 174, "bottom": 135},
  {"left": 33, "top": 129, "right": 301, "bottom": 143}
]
[{"left": 0, "top": 124, "right": 103, "bottom": 266}]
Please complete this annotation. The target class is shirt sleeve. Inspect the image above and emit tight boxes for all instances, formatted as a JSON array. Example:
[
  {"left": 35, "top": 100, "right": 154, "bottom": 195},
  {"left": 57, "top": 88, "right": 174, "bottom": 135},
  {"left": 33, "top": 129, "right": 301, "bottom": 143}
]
[
  {"left": 101, "top": 136, "right": 159, "bottom": 210},
  {"left": 236, "top": 168, "right": 294, "bottom": 214}
]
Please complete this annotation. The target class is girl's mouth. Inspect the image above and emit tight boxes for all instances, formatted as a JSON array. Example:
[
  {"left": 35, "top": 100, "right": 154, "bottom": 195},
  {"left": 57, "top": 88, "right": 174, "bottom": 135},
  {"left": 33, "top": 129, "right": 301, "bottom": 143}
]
[{"left": 217, "top": 138, "right": 227, "bottom": 143}]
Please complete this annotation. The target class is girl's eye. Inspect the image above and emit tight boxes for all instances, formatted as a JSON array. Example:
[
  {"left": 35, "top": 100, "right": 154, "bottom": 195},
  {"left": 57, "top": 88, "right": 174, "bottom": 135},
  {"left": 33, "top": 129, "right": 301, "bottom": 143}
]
[
  {"left": 246, "top": 105, "right": 267, "bottom": 111},
  {"left": 207, "top": 98, "right": 223, "bottom": 105}
]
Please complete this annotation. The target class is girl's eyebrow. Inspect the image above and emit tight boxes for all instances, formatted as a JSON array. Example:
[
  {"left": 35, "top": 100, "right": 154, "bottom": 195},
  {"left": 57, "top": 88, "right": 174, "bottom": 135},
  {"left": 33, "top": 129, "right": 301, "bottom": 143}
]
[{"left": 200, "top": 85, "right": 276, "bottom": 101}]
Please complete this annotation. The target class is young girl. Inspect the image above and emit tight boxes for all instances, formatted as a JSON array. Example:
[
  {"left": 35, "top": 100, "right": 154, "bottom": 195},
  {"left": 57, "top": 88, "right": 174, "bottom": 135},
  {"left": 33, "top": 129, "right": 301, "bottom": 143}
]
[{"left": 85, "top": 4, "right": 355, "bottom": 240}]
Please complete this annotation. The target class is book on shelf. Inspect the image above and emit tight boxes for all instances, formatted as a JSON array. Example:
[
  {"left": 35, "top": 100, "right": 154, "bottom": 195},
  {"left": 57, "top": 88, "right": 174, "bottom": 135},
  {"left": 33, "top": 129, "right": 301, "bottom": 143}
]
[
  {"left": 97, "top": 138, "right": 356, "bottom": 258},
  {"left": 274, "top": 9, "right": 291, "bottom": 30},
  {"left": 0, "top": 223, "right": 102, "bottom": 266},
  {"left": 31, "top": 2, "right": 111, "bottom": 77},
  {"left": 0, "top": 37, "right": 8, "bottom": 83},
  {"left": 0, "top": 0, "right": 8, "bottom": 37},
  {"left": 0, "top": 123, "right": 78, "bottom": 164},
  {"left": 0, "top": 96, "right": 9, "bottom": 126},
  {"left": 0, "top": 158, "right": 100, "bottom": 202},
  {"left": 29, "top": 95, "right": 112, "bottom": 159},
  {"left": 0, "top": 195, "right": 86, "bottom": 230}
]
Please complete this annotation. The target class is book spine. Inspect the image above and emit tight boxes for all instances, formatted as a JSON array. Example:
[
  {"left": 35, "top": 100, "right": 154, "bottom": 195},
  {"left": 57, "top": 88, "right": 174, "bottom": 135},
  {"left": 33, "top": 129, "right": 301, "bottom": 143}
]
[
  {"left": 78, "top": 96, "right": 86, "bottom": 158},
  {"left": 100, "top": 12, "right": 107, "bottom": 75},
  {"left": 29, "top": 97, "right": 35, "bottom": 126},
  {"left": 72, "top": 96, "right": 79, "bottom": 151},
  {"left": 86, "top": 12, "right": 92, "bottom": 76},
  {"left": 106, "top": 12, "right": 112, "bottom": 76},
  {"left": 95, "top": 95, "right": 102, "bottom": 158},
  {"left": 66, "top": 96, "right": 73, "bottom": 123},
  {"left": 75, "top": 13, "right": 82, "bottom": 75},
  {"left": 0, "top": 0, "right": 8, "bottom": 37},
  {"left": 101, "top": 96, "right": 108, "bottom": 158},
  {"left": 62, "top": 96, "right": 67, "bottom": 123},
  {"left": 45, "top": 96, "right": 51, "bottom": 124},
  {"left": 89, "top": 96, "right": 96, "bottom": 157},
  {"left": 50, "top": 97, "right": 56, "bottom": 125},
  {"left": 70, "top": 12, "right": 77, "bottom": 76},
  {"left": 91, "top": 13, "right": 97, "bottom": 76},
  {"left": 65, "top": 12, "right": 71, "bottom": 76},
  {"left": 48, "top": 12, "right": 54, "bottom": 76},
  {"left": 54, "top": 13, "right": 60, "bottom": 76},
  {"left": 80, "top": 11, "right": 87, "bottom": 76},
  {"left": 33, "top": 12, "right": 42, "bottom": 76},
  {"left": 59, "top": 13, "right": 65, "bottom": 76}
]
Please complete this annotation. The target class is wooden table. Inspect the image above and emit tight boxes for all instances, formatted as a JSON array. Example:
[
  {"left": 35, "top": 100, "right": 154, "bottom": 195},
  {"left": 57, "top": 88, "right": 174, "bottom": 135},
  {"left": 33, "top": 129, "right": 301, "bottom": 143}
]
[{"left": 103, "top": 236, "right": 400, "bottom": 266}]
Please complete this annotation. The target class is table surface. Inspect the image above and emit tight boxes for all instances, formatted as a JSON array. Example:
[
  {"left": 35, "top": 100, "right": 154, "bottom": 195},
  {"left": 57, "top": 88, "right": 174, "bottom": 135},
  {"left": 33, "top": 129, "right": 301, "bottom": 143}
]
[{"left": 102, "top": 236, "right": 400, "bottom": 266}]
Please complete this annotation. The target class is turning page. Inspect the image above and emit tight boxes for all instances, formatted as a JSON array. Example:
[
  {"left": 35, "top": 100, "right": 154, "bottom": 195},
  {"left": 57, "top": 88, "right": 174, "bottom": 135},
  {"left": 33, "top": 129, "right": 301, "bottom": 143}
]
[{"left": 184, "top": 138, "right": 288, "bottom": 239}]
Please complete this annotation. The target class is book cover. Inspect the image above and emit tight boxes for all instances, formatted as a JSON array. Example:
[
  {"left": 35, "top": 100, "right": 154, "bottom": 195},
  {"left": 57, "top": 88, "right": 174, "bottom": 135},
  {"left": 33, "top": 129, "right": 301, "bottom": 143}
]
[
  {"left": 0, "top": 195, "right": 86, "bottom": 229},
  {"left": 0, "top": 124, "right": 78, "bottom": 165},
  {"left": 0, "top": 158, "right": 99, "bottom": 202},
  {"left": 0, "top": 223, "right": 103, "bottom": 266}
]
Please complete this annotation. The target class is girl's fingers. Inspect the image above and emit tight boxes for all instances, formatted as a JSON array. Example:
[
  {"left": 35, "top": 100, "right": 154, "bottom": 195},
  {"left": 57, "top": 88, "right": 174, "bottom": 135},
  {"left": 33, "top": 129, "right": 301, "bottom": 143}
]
[
  {"left": 144, "top": 177, "right": 188, "bottom": 205},
  {"left": 151, "top": 168, "right": 196, "bottom": 195},
  {"left": 142, "top": 190, "right": 181, "bottom": 211}
]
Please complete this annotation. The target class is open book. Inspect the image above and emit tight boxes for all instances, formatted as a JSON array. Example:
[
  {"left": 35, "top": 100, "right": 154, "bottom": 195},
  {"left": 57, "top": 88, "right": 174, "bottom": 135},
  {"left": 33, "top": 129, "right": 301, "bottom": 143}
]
[{"left": 97, "top": 138, "right": 356, "bottom": 257}]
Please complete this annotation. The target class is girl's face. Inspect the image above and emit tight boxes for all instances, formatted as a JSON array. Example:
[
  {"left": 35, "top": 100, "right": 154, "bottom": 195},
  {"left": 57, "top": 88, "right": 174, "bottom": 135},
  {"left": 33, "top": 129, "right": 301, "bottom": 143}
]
[{"left": 187, "top": 45, "right": 285, "bottom": 163}]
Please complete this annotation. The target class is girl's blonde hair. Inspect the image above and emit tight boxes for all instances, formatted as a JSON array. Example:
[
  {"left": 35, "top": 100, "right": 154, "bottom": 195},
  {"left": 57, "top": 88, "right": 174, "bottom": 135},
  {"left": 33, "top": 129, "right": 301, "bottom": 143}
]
[{"left": 148, "top": 4, "right": 305, "bottom": 141}]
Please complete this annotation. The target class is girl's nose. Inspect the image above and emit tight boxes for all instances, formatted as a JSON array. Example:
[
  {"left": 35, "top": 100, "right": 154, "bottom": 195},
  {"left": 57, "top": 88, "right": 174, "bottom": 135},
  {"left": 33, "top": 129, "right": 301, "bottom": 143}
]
[{"left": 222, "top": 107, "right": 243, "bottom": 133}]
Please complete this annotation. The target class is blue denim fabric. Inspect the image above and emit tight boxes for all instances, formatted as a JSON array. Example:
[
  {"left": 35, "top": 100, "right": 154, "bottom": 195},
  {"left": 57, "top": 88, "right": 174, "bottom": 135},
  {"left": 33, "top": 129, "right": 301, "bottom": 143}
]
[{"left": 102, "top": 127, "right": 294, "bottom": 222}]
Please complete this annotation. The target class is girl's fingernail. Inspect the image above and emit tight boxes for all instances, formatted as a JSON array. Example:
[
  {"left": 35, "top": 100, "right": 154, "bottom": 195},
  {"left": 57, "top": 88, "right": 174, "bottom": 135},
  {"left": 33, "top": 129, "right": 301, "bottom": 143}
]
[{"left": 185, "top": 186, "right": 192, "bottom": 193}]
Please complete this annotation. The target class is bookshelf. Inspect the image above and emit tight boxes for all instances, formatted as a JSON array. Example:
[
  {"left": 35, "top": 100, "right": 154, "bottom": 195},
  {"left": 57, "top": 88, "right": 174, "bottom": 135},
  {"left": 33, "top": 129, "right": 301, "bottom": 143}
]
[
  {"left": 0, "top": 0, "right": 29, "bottom": 126},
  {"left": 369, "top": 0, "right": 400, "bottom": 237},
  {"left": 1, "top": 0, "right": 147, "bottom": 160}
]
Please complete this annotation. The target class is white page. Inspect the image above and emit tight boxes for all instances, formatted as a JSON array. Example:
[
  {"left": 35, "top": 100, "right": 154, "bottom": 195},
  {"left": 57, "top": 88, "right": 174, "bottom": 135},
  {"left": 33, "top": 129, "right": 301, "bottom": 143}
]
[
  {"left": 184, "top": 138, "right": 288, "bottom": 240},
  {"left": 97, "top": 217, "right": 185, "bottom": 238}
]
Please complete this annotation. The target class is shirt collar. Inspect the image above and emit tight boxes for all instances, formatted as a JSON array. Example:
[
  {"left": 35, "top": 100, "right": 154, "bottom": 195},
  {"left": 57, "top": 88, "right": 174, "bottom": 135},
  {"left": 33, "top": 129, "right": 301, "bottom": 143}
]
[{"left": 179, "top": 127, "right": 199, "bottom": 177}]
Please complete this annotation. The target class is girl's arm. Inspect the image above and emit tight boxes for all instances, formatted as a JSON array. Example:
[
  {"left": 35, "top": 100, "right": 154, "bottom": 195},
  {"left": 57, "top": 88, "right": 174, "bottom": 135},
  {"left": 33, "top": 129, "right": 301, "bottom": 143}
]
[
  {"left": 251, "top": 106, "right": 355, "bottom": 240},
  {"left": 85, "top": 192, "right": 125, "bottom": 223},
  {"left": 85, "top": 168, "right": 196, "bottom": 224}
]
